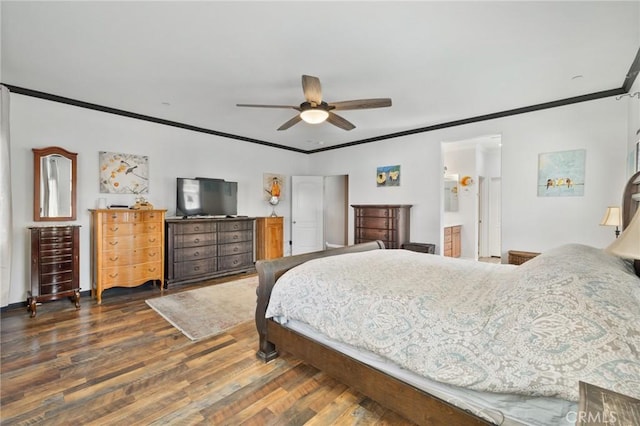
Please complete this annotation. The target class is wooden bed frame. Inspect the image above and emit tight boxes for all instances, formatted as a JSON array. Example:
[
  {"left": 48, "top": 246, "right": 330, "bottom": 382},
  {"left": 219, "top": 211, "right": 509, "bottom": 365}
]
[
  {"left": 254, "top": 172, "right": 640, "bottom": 425},
  {"left": 255, "top": 241, "right": 489, "bottom": 426}
]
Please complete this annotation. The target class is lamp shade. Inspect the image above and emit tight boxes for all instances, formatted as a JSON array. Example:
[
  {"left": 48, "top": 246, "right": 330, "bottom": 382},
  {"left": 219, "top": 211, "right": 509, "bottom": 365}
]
[
  {"left": 600, "top": 206, "right": 621, "bottom": 227},
  {"left": 605, "top": 207, "right": 640, "bottom": 259}
]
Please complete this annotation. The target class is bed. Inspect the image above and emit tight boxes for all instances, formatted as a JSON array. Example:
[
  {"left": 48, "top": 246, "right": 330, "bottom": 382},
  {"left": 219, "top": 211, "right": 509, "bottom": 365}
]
[{"left": 255, "top": 174, "right": 640, "bottom": 426}]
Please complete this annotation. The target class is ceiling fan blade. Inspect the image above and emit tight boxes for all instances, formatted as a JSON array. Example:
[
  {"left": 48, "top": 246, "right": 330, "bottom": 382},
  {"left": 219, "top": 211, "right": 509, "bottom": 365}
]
[
  {"left": 237, "top": 103, "right": 300, "bottom": 110},
  {"left": 302, "top": 75, "right": 323, "bottom": 105},
  {"left": 329, "top": 98, "right": 392, "bottom": 111},
  {"left": 327, "top": 112, "right": 355, "bottom": 131},
  {"left": 277, "top": 115, "right": 303, "bottom": 131}
]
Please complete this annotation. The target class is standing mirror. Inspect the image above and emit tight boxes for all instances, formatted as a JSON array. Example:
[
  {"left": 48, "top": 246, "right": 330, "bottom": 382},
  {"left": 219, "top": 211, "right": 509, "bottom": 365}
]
[{"left": 33, "top": 146, "right": 77, "bottom": 221}]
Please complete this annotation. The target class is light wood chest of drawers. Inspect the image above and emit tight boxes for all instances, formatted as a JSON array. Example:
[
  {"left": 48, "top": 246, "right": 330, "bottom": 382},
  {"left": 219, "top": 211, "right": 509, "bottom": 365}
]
[
  {"left": 28, "top": 225, "right": 81, "bottom": 317},
  {"left": 443, "top": 225, "right": 461, "bottom": 258},
  {"left": 352, "top": 204, "right": 411, "bottom": 249},
  {"left": 165, "top": 217, "right": 255, "bottom": 286},
  {"left": 90, "top": 209, "right": 165, "bottom": 303}
]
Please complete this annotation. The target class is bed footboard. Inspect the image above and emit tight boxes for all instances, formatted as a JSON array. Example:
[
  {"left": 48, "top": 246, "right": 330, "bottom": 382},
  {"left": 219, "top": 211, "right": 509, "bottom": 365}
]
[{"left": 254, "top": 240, "right": 385, "bottom": 361}]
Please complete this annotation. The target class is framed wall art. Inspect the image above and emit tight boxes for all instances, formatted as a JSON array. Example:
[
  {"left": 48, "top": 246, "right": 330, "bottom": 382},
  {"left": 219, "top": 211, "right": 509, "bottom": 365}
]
[
  {"left": 537, "top": 149, "right": 585, "bottom": 197},
  {"left": 99, "top": 151, "right": 149, "bottom": 194},
  {"left": 376, "top": 165, "right": 400, "bottom": 187}
]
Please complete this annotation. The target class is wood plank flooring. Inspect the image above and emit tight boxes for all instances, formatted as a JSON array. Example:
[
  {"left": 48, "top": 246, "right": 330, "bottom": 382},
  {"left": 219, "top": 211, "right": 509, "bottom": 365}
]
[{"left": 1, "top": 274, "right": 415, "bottom": 425}]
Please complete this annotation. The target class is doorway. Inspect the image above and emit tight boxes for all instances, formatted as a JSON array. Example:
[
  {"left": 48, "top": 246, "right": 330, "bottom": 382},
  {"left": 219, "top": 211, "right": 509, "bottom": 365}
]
[
  {"left": 291, "top": 175, "right": 348, "bottom": 255},
  {"left": 441, "top": 135, "right": 502, "bottom": 260}
]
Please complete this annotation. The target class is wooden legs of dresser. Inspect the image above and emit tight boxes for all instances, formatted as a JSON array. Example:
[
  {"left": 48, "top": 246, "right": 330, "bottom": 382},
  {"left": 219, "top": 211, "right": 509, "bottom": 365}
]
[
  {"left": 27, "top": 294, "right": 37, "bottom": 318},
  {"left": 27, "top": 291, "right": 81, "bottom": 317}
]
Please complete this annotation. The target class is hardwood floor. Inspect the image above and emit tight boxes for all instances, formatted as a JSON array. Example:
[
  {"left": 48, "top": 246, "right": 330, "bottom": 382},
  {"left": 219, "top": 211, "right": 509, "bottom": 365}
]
[{"left": 1, "top": 275, "right": 415, "bottom": 425}]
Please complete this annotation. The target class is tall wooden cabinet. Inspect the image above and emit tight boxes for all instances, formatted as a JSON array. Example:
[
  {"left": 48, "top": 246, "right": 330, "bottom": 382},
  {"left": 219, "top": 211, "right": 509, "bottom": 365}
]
[
  {"left": 90, "top": 209, "right": 166, "bottom": 304},
  {"left": 165, "top": 217, "right": 255, "bottom": 286},
  {"left": 443, "top": 225, "right": 461, "bottom": 258},
  {"left": 352, "top": 204, "right": 412, "bottom": 249},
  {"left": 28, "top": 225, "right": 81, "bottom": 317},
  {"left": 255, "top": 217, "right": 284, "bottom": 260}
]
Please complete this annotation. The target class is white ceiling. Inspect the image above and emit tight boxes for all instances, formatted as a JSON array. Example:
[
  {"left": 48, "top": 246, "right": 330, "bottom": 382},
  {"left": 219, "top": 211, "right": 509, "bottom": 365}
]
[{"left": 2, "top": 1, "right": 638, "bottom": 152}]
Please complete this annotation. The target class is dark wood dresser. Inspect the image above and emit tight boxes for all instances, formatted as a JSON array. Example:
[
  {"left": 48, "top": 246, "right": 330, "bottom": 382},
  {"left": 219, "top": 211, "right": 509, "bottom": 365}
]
[
  {"left": 255, "top": 217, "right": 284, "bottom": 260},
  {"left": 28, "top": 225, "right": 80, "bottom": 317},
  {"left": 165, "top": 217, "right": 255, "bottom": 286},
  {"left": 352, "top": 204, "right": 411, "bottom": 249}
]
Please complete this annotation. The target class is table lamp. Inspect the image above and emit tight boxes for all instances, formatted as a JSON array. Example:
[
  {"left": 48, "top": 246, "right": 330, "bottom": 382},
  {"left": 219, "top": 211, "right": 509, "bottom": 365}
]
[
  {"left": 600, "top": 206, "right": 622, "bottom": 238},
  {"left": 606, "top": 207, "right": 640, "bottom": 276}
]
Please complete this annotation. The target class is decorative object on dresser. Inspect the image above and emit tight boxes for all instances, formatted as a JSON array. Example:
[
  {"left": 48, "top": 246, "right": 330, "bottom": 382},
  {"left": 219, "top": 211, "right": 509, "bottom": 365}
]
[
  {"left": 165, "top": 217, "right": 255, "bottom": 287},
  {"left": 507, "top": 250, "right": 541, "bottom": 265},
  {"left": 352, "top": 204, "right": 411, "bottom": 249},
  {"left": 33, "top": 146, "right": 77, "bottom": 222},
  {"left": 28, "top": 225, "right": 80, "bottom": 317},
  {"left": 255, "top": 217, "right": 284, "bottom": 260},
  {"left": 402, "top": 242, "right": 435, "bottom": 254},
  {"left": 90, "top": 209, "right": 165, "bottom": 304},
  {"left": 443, "top": 225, "right": 461, "bottom": 257}
]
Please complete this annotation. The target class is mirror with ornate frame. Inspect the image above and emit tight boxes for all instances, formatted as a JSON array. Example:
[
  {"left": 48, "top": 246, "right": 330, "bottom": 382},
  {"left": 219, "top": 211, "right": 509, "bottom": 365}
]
[{"left": 33, "top": 146, "right": 77, "bottom": 221}]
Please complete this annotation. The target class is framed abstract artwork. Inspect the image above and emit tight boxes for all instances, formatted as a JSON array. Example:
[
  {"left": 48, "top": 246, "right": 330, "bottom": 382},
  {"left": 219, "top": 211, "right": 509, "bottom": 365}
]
[
  {"left": 537, "top": 149, "right": 585, "bottom": 197},
  {"left": 376, "top": 165, "right": 400, "bottom": 187},
  {"left": 99, "top": 151, "right": 149, "bottom": 194}
]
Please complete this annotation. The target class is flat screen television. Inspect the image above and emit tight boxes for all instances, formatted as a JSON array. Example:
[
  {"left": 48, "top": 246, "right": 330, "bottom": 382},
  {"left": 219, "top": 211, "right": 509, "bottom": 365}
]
[{"left": 176, "top": 177, "right": 238, "bottom": 217}]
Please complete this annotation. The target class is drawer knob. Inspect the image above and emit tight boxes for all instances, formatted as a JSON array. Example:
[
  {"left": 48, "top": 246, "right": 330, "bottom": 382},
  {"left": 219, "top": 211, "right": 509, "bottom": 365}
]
[
  {"left": 109, "top": 256, "right": 119, "bottom": 261},
  {"left": 233, "top": 235, "right": 238, "bottom": 240},
  {"left": 148, "top": 238, "right": 156, "bottom": 243},
  {"left": 148, "top": 267, "right": 156, "bottom": 272},
  {"left": 194, "top": 251, "right": 200, "bottom": 257},
  {"left": 233, "top": 247, "right": 239, "bottom": 252},
  {"left": 109, "top": 241, "right": 119, "bottom": 246},
  {"left": 194, "top": 238, "right": 200, "bottom": 243},
  {"left": 149, "top": 252, "right": 157, "bottom": 258},
  {"left": 194, "top": 266, "right": 200, "bottom": 271},
  {"left": 110, "top": 227, "right": 119, "bottom": 232},
  {"left": 194, "top": 226, "right": 200, "bottom": 231},
  {"left": 109, "top": 273, "right": 119, "bottom": 278}
]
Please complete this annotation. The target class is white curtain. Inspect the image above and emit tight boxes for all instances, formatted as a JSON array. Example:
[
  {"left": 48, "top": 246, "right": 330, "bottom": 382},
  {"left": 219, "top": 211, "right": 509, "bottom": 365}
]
[{"left": 0, "top": 85, "right": 13, "bottom": 307}]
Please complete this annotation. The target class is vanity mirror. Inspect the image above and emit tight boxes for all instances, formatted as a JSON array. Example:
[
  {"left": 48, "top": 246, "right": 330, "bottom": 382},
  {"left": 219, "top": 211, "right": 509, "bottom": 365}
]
[
  {"left": 33, "top": 146, "right": 77, "bottom": 221},
  {"left": 444, "top": 174, "right": 459, "bottom": 212}
]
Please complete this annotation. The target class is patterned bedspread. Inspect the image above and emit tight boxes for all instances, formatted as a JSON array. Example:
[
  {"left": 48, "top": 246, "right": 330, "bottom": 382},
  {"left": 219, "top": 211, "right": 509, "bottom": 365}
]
[{"left": 265, "top": 244, "right": 640, "bottom": 401}]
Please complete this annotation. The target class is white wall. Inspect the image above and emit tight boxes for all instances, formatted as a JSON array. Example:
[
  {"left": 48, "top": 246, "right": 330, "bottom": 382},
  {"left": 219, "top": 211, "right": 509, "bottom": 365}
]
[
  {"left": 309, "top": 96, "right": 629, "bottom": 256},
  {"left": 4, "top": 92, "right": 631, "bottom": 306},
  {"left": 5, "top": 94, "right": 309, "bottom": 305}
]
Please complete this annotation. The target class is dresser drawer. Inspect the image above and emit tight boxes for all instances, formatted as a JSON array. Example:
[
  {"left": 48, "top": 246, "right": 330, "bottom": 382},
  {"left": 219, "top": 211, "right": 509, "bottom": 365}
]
[
  {"left": 355, "top": 207, "right": 395, "bottom": 218},
  {"left": 103, "top": 222, "right": 162, "bottom": 237},
  {"left": 40, "top": 260, "right": 73, "bottom": 275},
  {"left": 142, "top": 211, "right": 163, "bottom": 223},
  {"left": 171, "top": 221, "right": 215, "bottom": 235},
  {"left": 218, "top": 253, "right": 253, "bottom": 270},
  {"left": 40, "top": 270, "right": 73, "bottom": 286},
  {"left": 40, "top": 235, "right": 73, "bottom": 249},
  {"left": 173, "top": 258, "right": 217, "bottom": 278},
  {"left": 40, "top": 280, "right": 75, "bottom": 295},
  {"left": 101, "top": 261, "right": 162, "bottom": 286},
  {"left": 40, "top": 248, "right": 74, "bottom": 262},
  {"left": 174, "top": 245, "right": 217, "bottom": 262},
  {"left": 357, "top": 217, "right": 391, "bottom": 229},
  {"left": 102, "top": 247, "right": 163, "bottom": 267},
  {"left": 218, "top": 230, "right": 252, "bottom": 244},
  {"left": 356, "top": 228, "right": 392, "bottom": 241},
  {"left": 218, "top": 220, "right": 252, "bottom": 232},
  {"left": 218, "top": 241, "right": 252, "bottom": 257},
  {"left": 173, "top": 233, "right": 216, "bottom": 248},
  {"left": 104, "top": 211, "right": 145, "bottom": 223},
  {"left": 38, "top": 227, "right": 74, "bottom": 238}
]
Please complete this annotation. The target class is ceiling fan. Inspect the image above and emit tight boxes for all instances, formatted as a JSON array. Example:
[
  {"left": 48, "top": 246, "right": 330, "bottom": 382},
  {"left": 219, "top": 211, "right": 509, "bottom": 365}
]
[{"left": 236, "top": 75, "right": 392, "bottom": 131}]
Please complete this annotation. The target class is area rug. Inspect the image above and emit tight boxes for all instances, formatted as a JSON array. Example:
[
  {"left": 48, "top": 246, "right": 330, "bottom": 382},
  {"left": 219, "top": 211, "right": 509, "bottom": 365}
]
[{"left": 145, "top": 275, "right": 258, "bottom": 341}]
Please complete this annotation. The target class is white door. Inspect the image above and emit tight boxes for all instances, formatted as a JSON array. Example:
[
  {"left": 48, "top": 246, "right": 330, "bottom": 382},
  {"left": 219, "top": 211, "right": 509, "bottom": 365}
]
[
  {"left": 489, "top": 177, "right": 502, "bottom": 257},
  {"left": 291, "top": 176, "right": 324, "bottom": 255}
]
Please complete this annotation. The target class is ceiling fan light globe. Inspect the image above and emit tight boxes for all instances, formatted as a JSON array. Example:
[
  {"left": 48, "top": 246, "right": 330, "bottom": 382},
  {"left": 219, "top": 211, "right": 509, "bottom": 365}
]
[{"left": 300, "top": 109, "right": 329, "bottom": 124}]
